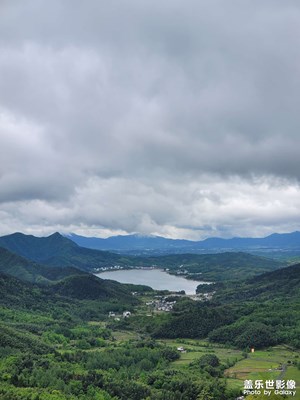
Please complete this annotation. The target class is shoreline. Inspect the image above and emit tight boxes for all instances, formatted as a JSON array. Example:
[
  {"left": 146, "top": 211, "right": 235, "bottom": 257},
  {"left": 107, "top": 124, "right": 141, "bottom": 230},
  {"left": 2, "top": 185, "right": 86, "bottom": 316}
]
[{"left": 94, "top": 267, "right": 211, "bottom": 295}]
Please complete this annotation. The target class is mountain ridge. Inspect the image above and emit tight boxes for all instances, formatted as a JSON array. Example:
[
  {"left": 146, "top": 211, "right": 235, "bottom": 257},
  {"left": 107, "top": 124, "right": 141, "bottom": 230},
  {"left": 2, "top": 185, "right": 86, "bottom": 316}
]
[
  {"left": 0, "top": 232, "right": 287, "bottom": 282},
  {"left": 0, "top": 232, "right": 133, "bottom": 271},
  {"left": 65, "top": 230, "right": 300, "bottom": 255}
]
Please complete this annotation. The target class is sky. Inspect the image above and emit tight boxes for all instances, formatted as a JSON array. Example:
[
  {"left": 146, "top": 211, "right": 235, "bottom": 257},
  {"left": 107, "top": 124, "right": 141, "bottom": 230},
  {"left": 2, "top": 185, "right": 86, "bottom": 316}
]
[{"left": 0, "top": 0, "right": 300, "bottom": 240}]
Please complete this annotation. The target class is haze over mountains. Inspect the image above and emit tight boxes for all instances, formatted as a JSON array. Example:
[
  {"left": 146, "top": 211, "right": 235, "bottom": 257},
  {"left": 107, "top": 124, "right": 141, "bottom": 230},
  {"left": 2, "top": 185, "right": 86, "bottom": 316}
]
[{"left": 66, "top": 231, "right": 300, "bottom": 256}]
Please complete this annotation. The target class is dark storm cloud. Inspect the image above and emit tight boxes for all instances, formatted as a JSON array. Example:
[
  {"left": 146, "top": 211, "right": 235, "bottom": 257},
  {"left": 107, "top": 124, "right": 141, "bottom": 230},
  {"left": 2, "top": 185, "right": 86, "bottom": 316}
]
[{"left": 0, "top": 0, "right": 300, "bottom": 237}]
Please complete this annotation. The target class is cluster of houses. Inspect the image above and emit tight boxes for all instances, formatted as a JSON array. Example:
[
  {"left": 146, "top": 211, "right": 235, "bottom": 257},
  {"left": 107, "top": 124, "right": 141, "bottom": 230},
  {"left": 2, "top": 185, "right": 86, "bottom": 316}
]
[
  {"left": 146, "top": 297, "right": 176, "bottom": 312},
  {"left": 95, "top": 265, "right": 158, "bottom": 273},
  {"left": 95, "top": 265, "right": 124, "bottom": 272},
  {"left": 175, "top": 269, "right": 189, "bottom": 275}
]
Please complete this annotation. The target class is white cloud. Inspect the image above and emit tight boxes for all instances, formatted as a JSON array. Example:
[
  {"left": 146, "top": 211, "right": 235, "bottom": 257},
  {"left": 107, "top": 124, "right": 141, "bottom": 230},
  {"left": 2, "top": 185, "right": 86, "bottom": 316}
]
[
  {"left": 0, "top": 0, "right": 300, "bottom": 238},
  {"left": 0, "top": 175, "right": 299, "bottom": 239}
]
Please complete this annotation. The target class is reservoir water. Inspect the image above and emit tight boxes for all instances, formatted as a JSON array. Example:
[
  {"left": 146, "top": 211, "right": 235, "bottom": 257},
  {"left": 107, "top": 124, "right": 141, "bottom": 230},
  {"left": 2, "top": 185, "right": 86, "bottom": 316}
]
[{"left": 95, "top": 269, "right": 209, "bottom": 294}]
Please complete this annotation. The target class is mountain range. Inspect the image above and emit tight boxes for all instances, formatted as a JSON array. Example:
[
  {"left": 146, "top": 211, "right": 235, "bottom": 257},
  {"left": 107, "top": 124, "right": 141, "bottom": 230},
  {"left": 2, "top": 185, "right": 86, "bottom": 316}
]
[
  {"left": 0, "top": 232, "right": 288, "bottom": 282},
  {"left": 66, "top": 231, "right": 300, "bottom": 256}
]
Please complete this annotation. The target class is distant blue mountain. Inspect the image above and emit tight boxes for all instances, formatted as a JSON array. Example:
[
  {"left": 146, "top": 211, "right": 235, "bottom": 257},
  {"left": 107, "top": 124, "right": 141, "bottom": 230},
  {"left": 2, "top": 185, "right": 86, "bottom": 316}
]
[
  {"left": 66, "top": 233, "right": 192, "bottom": 253},
  {"left": 197, "top": 231, "right": 300, "bottom": 249},
  {"left": 66, "top": 231, "right": 300, "bottom": 255}
]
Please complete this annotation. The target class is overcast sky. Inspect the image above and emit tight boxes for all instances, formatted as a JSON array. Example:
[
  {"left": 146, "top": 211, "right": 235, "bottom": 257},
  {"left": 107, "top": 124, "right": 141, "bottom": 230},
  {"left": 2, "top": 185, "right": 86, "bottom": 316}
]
[{"left": 0, "top": 0, "right": 300, "bottom": 240}]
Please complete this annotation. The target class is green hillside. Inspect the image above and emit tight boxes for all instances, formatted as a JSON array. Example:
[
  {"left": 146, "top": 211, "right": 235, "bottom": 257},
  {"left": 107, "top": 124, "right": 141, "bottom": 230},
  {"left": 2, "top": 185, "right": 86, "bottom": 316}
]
[
  {"left": 207, "top": 265, "right": 300, "bottom": 349},
  {"left": 144, "top": 251, "right": 286, "bottom": 281},
  {"left": 52, "top": 274, "right": 140, "bottom": 303},
  {"left": 141, "top": 264, "right": 300, "bottom": 350},
  {"left": 0, "top": 232, "right": 133, "bottom": 270},
  {"left": 0, "top": 246, "right": 87, "bottom": 284},
  {"left": 213, "top": 262, "right": 300, "bottom": 302},
  {"left": 0, "top": 322, "right": 53, "bottom": 355},
  {"left": 0, "top": 246, "right": 140, "bottom": 314},
  {"left": 0, "top": 271, "right": 48, "bottom": 308}
]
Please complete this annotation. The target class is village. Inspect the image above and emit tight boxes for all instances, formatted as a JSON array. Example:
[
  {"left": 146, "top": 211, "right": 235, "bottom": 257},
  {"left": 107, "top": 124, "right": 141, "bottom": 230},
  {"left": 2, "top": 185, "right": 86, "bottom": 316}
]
[{"left": 107, "top": 289, "right": 216, "bottom": 324}]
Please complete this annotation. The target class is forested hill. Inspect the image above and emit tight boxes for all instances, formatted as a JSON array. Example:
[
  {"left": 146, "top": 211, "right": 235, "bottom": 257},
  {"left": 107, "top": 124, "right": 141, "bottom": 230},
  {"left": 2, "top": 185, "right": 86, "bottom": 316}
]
[
  {"left": 0, "top": 271, "right": 43, "bottom": 308},
  {"left": 248, "top": 262, "right": 300, "bottom": 298},
  {"left": 0, "top": 232, "right": 75, "bottom": 261},
  {"left": 52, "top": 274, "right": 139, "bottom": 302},
  {"left": 0, "top": 270, "right": 139, "bottom": 357},
  {"left": 213, "top": 262, "right": 300, "bottom": 302},
  {"left": 0, "top": 232, "right": 134, "bottom": 270},
  {"left": 0, "top": 269, "right": 138, "bottom": 312},
  {"left": 143, "top": 251, "right": 286, "bottom": 281},
  {"left": 0, "top": 246, "right": 87, "bottom": 284},
  {"left": 151, "top": 263, "right": 300, "bottom": 348}
]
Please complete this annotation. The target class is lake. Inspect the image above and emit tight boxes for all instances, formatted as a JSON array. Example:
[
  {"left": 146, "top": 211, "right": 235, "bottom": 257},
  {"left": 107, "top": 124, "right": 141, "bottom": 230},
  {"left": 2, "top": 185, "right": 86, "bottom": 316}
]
[{"left": 95, "top": 268, "right": 209, "bottom": 294}]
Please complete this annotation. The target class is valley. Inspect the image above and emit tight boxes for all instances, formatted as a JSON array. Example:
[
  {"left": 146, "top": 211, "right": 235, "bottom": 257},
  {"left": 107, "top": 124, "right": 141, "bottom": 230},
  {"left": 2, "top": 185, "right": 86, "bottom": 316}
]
[
  {"left": 2, "top": 2, "right": 300, "bottom": 399},
  {"left": 0, "top": 232, "right": 299, "bottom": 399}
]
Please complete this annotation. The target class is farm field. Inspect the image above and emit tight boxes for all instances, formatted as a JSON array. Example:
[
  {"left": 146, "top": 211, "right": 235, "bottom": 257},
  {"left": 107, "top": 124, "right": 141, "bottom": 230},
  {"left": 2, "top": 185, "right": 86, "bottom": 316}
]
[
  {"left": 158, "top": 340, "right": 300, "bottom": 398},
  {"left": 158, "top": 339, "right": 244, "bottom": 366}
]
